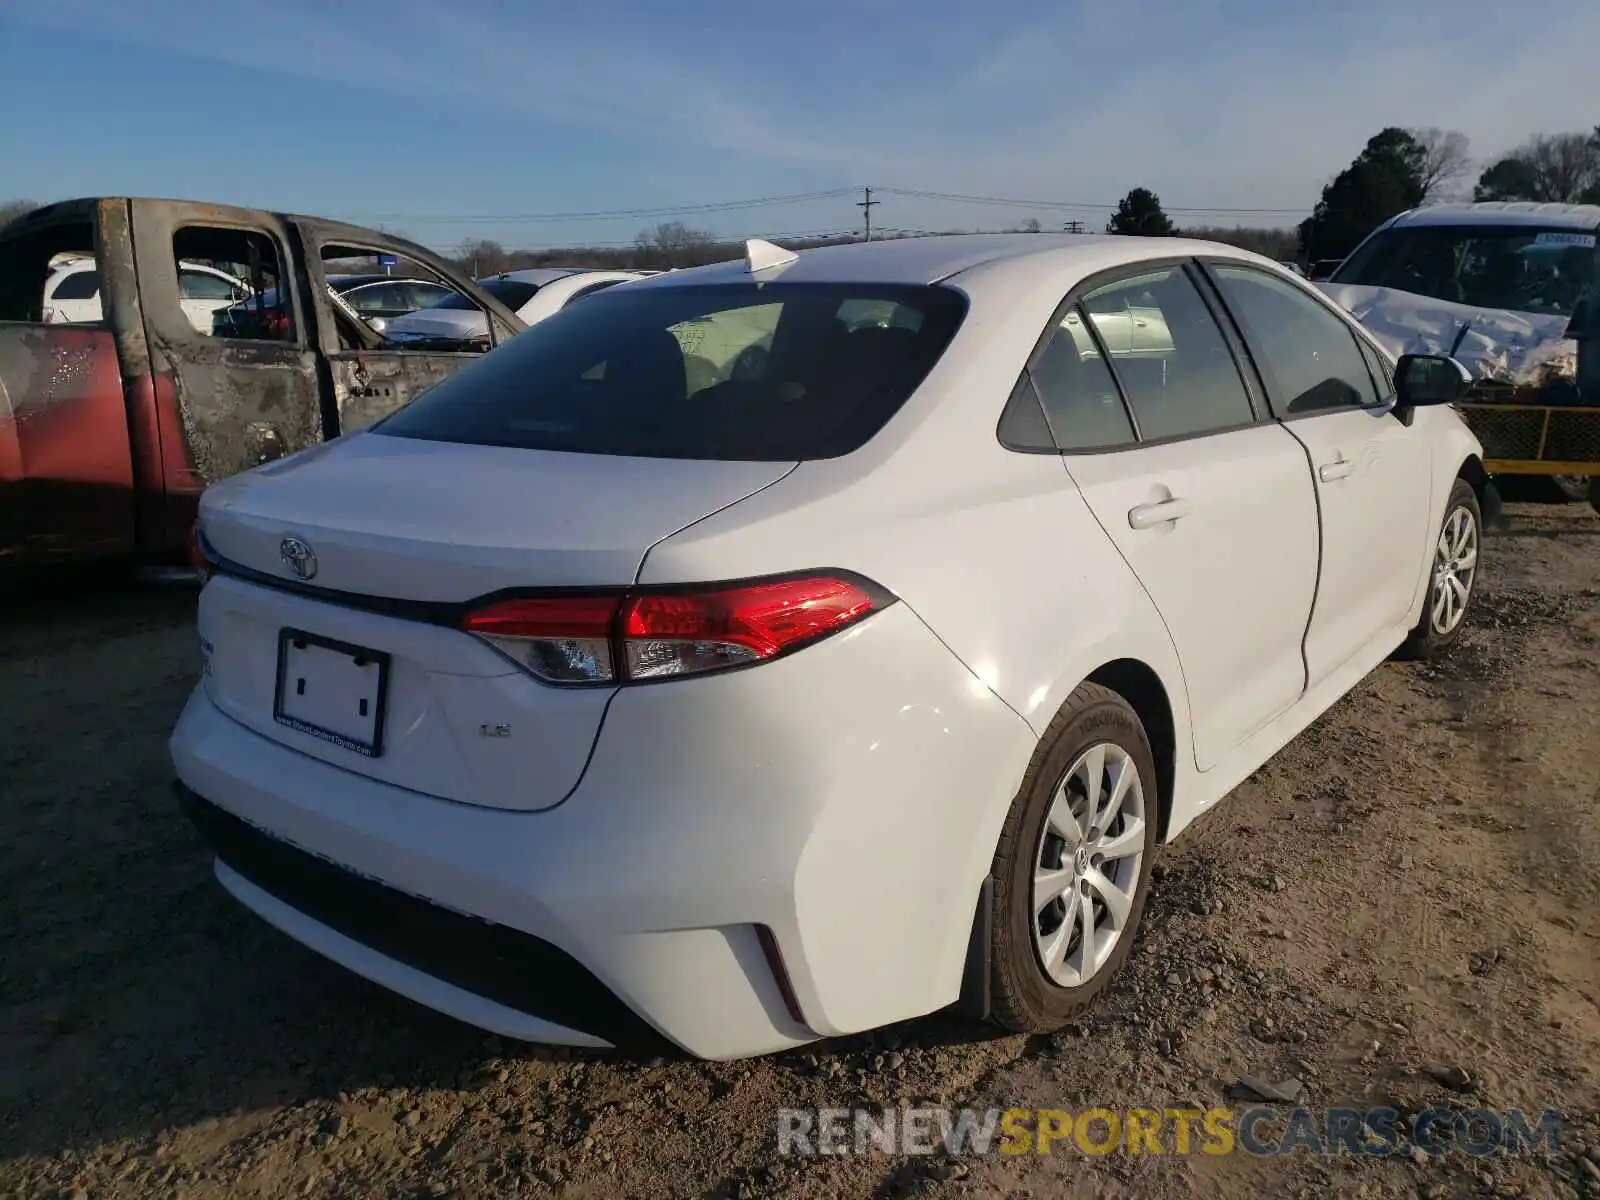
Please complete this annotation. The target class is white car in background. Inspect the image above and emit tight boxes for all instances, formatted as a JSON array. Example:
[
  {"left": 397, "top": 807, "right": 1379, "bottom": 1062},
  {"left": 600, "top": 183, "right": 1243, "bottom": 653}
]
[
  {"left": 174, "top": 233, "right": 1486, "bottom": 1061},
  {"left": 382, "top": 267, "right": 654, "bottom": 346},
  {"left": 43, "top": 255, "right": 248, "bottom": 332}
]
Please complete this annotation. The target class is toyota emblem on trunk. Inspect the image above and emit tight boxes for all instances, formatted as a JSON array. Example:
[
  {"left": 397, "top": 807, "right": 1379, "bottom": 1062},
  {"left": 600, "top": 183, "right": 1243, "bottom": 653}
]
[{"left": 280, "top": 536, "right": 318, "bottom": 580}]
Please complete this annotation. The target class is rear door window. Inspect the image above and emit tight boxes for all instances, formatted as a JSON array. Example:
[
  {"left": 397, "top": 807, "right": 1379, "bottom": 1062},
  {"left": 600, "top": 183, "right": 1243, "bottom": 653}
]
[
  {"left": 1027, "top": 308, "right": 1135, "bottom": 449},
  {"left": 1079, "top": 267, "right": 1256, "bottom": 441},
  {"left": 172, "top": 225, "right": 294, "bottom": 343},
  {"left": 376, "top": 282, "right": 968, "bottom": 460}
]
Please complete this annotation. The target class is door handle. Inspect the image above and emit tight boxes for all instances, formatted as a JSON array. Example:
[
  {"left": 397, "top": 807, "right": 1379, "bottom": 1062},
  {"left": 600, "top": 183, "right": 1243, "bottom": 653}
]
[
  {"left": 1128, "top": 497, "right": 1189, "bottom": 529},
  {"left": 1319, "top": 459, "right": 1356, "bottom": 482}
]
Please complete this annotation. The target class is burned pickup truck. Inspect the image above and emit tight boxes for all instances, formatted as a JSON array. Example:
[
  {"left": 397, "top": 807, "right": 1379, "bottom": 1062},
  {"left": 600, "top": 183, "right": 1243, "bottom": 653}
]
[
  {"left": 1318, "top": 201, "right": 1600, "bottom": 511},
  {"left": 0, "top": 197, "right": 526, "bottom": 571}
]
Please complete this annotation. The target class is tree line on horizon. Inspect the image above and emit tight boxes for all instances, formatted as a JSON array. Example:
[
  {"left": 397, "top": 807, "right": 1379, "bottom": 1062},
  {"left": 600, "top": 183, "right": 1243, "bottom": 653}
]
[
  {"left": 1100, "top": 125, "right": 1600, "bottom": 263},
  {"left": 450, "top": 124, "right": 1600, "bottom": 273},
  {"left": 5, "top": 123, "right": 1598, "bottom": 274}
]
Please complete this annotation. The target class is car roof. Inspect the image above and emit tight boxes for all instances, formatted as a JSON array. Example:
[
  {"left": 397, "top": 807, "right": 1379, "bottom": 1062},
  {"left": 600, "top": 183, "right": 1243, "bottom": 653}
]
[
  {"left": 1383, "top": 202, "right": 1600, "bottom": 231},
  {"left": 327, "top": 273, "right": 434, "bottom": 288},
  {"left": 481, "top": 267, "right": 588, "bottom": 286},
  {"left": 539, "top": 269, "right": 651, "bottom": 289},
  {"left": 623, "top": 233, "right": 1253, "bottom": 289}
]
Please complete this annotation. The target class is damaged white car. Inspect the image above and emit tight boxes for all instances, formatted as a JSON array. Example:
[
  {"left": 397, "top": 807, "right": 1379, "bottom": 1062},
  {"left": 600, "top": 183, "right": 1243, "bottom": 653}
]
[{"left": 1320, "top": 202, "right": 1599, "bottom": 501}]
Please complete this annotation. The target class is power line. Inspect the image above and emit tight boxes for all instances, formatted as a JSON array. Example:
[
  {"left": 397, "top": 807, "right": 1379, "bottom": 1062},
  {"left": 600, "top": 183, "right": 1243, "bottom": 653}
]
[
  {"left": 503, "top": 226, "right": 859, "bottom": 250},
  {"left": 877, "top": 186, "right": 1310, "bottom": 216},
  {"left": 337, "top": 184, "right": 1316, "bottom": 227},
  {"left": 346, "top": 188, "right": 857, "bottom": 225}
]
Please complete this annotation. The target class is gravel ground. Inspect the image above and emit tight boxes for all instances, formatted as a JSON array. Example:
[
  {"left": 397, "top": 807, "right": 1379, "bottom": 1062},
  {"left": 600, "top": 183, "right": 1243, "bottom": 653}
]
[{"left": 1, "top": 499, "right": 1596, "bottom": 1200}]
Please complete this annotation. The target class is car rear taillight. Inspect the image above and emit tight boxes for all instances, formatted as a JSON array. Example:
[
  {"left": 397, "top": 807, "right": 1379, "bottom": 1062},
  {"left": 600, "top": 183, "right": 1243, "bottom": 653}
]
[
  {"left": 461, "top": 573, "right": 891, "bottom": 686},
  {"left": 462, "top": 594, "right": 620, "bottom": 684}
]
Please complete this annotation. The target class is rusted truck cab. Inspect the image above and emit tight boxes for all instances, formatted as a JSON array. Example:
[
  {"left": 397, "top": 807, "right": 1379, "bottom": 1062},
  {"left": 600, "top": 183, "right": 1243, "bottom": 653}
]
[{"left": 0, "top": 197, "right": 524, "bottom": 570}]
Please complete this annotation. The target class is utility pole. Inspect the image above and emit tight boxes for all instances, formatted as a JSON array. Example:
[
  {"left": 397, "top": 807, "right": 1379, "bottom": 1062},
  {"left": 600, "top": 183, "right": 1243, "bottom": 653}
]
[
  {"left": 858, "top": 186, "right": 879, "bottom": 241},
  {"left": 1063, "top": 219, "right": 1085, "bottom": 234}
]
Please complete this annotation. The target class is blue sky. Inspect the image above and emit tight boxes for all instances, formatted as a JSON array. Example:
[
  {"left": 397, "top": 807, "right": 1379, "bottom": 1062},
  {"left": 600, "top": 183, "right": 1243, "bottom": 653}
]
[{"left": 3, "top": 0, "right": 1598, "bottom": 253}]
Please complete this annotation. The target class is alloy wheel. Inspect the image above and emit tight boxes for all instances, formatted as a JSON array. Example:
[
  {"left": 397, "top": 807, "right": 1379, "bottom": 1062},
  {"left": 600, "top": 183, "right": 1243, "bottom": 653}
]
[
  {"left": 1031, "top": 742, "right": 1146, "bottom": 988},
  {"left": 1430, "top": 504, "right": 1478, "bottom": 636}
]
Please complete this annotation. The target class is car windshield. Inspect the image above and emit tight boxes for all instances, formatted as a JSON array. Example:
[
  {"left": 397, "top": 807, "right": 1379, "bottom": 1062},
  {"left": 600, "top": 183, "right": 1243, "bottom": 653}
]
[
  {"left": 1332, "top": 224, "right": 1597, "bottom": 317},
  {"left": 375, "top": 281, "right": 968, "bottom": 460},
  {"left": 432, "top": 279, "right": 541, "bottom": 311}
]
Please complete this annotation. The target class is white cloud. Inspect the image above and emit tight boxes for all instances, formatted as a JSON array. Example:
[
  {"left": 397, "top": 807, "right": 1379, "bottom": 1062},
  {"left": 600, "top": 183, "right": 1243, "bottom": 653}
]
[{"left": 11, "top": 0, "right": 1600, "bottom": 223}]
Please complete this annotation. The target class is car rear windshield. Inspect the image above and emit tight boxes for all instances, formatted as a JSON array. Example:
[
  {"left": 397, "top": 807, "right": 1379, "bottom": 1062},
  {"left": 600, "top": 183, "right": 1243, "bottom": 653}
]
[
  {"left": 433, "top": 279, "right": 542, "bottom": 311},
  {"left": 374, "top": 281, "right": 968, "bottom": 460},
  {"left": 1331, "top": 224, "right": 1597, "bottom": 317}
]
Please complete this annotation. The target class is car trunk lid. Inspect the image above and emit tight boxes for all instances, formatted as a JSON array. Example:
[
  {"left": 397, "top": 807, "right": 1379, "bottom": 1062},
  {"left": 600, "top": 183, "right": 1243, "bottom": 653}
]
[
  {"left": 200, "top": 431, "right": 795, "bottom": 599},
  {"left": 195, "top": 433, "right": 794, "bottom": 811}
]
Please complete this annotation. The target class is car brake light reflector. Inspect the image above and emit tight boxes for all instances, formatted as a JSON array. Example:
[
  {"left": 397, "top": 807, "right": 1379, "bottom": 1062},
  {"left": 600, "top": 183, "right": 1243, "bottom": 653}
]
[
  {"left": 462, "top": 595, "right": 621, "bottom": 683},
  {"left": 461, "top": 573, "right": 889, "bottom": 686}
]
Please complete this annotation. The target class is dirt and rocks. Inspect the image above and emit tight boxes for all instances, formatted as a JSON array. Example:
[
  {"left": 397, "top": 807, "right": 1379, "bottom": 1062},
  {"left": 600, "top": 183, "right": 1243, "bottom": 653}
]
[{"left": 1, "top": 500, "right": 1596, "bottom": 1200}]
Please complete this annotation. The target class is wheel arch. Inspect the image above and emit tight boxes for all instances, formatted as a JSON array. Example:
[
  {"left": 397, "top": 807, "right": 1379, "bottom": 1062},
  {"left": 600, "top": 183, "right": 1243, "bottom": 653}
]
[
  {"left": 957, "top": 656, "right": 1180, "bottom": 1021},
  {"left": 1455, "top": 453, "right": 1500, "bottom": 525},
  {"left": 1085, "top": 658, "right": 1177, "bottom": 842}
]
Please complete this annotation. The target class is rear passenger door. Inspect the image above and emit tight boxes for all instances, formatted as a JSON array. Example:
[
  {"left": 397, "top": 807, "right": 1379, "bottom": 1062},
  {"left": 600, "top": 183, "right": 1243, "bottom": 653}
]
[
  {"left": 1019, "top": 262, "right": 1321, "bottom": 771},
  {"left": 129, "top": 201, "right": 326, "bottom": 493},
  {"left": 1204, "top": 264, "right": 1434, "bottom": 688}
]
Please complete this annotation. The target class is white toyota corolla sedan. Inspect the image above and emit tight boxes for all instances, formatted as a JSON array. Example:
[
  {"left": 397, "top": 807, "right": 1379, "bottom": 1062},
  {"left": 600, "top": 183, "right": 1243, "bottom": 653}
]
[{"left": 171, "top": 233, "right": 1487, "bottom": 1060}]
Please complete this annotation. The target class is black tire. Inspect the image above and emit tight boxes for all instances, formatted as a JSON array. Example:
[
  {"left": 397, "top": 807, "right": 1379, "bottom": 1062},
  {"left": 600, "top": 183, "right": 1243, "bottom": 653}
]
[
  {"left": 1397, "top": 478, "right": 1482, "bottom": 660},
  {"left": 1550, "top": 475, "right": 1592, "bottom": 503},
  {"left": 987, "top": 683, "right": 1159, "bottom": 1034}
]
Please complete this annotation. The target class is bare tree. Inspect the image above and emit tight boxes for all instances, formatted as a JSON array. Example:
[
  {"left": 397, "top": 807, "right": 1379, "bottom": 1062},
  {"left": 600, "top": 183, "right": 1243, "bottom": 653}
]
[
  {"left": 1184, "top": 225, "right": 1298, "bottom": 261},
  {"left": 1020, "top": 217, "right": 1042, "bottom": 233},
  {"left": 1408, "top": 128, "right": 1472, "bottom": 201},
  {"left": 1474, "top": 130, "right": 1600, "bottom": 203},
  {"left": 455, "top": 238, "right": 511, "bottom": 276},
  {"left": 648, "top": 221, "right": 713, "bottom": 252},
  {"left": 636, "top": 221, "right": 717, "bottom": 268}
]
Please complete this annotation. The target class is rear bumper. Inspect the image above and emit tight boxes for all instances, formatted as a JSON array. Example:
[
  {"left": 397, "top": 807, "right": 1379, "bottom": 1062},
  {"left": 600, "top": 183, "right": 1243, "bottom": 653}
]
[
  {"left": 169, "top": 600, "right": 1036, "bottom": 1059},
  {"left": 178, "top": 784, "right": 661, "bottom": 1051}
]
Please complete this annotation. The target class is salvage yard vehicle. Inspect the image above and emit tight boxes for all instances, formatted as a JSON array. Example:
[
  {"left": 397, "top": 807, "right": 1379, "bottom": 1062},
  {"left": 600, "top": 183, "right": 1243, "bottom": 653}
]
[
  {"left": 173, "top": 233, "right": 1490, "bottom": 1060},
  {"left": 213, "top": 274, "right": 455, "bottom": 340},
  {"left": 0, "top": 197, "right": 526, "bottom": 570},
  {"left": 382, "top": 267, "right": 656, "bottom": 346},
  {"left": 1321, "top": 201, "right": 1600, "bottom": 511},
  {"left": 43, "top": 253, "right": 251, "bottom": 332}
]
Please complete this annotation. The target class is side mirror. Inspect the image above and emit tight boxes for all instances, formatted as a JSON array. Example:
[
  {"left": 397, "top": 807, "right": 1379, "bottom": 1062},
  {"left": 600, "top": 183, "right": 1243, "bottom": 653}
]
[{"left": 1394, "top": 353, "right": 1472, "bottom": 407}]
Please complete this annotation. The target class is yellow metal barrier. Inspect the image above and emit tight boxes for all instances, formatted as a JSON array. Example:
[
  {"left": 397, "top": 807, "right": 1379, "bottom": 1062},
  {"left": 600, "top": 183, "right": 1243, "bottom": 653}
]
[{"left": 1455, "top": 394, "right": 1600, "bottom": 477}]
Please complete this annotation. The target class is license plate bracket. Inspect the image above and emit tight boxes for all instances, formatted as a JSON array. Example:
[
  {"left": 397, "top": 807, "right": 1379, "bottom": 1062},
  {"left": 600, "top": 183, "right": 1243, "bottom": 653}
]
[{"left": 273, "top": 629, "right": 392, "bottom": 757}]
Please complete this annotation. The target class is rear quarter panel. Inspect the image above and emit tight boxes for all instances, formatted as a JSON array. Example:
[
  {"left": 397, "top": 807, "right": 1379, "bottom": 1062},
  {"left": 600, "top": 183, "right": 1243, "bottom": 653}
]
[
  {"left": 0, "top": 323, "right": 135, "bottom": 563},
  {"left": 638, "top": 251, "right": 1199, "bottom": 858}
]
